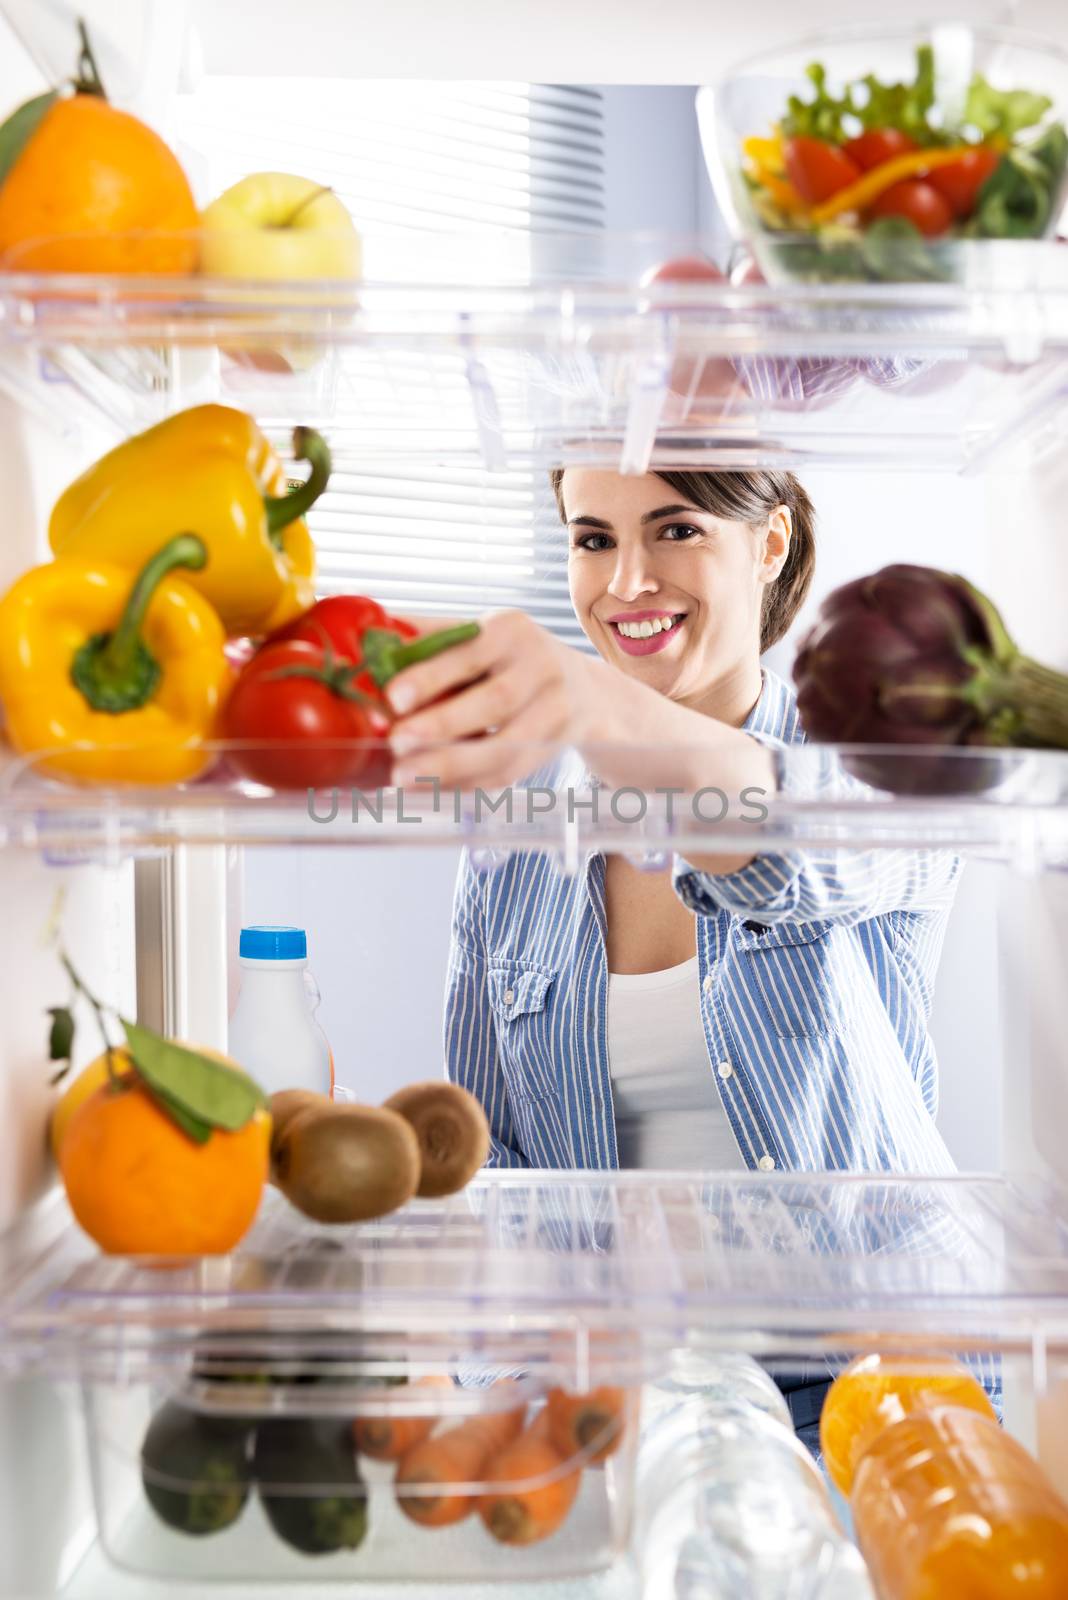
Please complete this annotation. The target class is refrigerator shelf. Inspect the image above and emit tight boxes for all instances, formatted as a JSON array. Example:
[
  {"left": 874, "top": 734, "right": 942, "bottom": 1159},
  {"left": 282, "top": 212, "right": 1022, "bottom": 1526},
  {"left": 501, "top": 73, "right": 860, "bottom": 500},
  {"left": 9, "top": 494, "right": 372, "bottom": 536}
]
[
  {"left": 6, "top": 1172, "right": 1068, "bottom": 1382},
  {"left": 0, "top": 740, "right": 1065, "bottom": 867},
  {"left": 2, "top": 238, "right": 1068, "bottom": 472}
]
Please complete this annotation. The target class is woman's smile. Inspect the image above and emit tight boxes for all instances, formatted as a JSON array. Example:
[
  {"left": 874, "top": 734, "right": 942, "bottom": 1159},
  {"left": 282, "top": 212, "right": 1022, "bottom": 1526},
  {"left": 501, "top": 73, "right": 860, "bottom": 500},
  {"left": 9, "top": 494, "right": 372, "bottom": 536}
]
[{"left": 604, "top": 609, "right": 688, "bottom": 656}]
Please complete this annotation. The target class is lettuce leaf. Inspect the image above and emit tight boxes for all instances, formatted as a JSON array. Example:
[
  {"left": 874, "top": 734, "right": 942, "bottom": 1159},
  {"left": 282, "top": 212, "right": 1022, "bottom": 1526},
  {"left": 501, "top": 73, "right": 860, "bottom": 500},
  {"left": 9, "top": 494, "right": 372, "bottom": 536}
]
[{"left": 965, "top": 77, "right": 1052, "bottom": 140}]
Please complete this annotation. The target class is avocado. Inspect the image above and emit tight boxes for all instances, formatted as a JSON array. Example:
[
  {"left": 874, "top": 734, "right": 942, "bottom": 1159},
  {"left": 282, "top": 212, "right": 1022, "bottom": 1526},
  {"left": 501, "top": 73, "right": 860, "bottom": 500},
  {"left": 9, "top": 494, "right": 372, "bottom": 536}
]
[
  {"left": 254, "top": 1418, "right": 368, "bottom": 1556},
  {"left": 140, "top": 1399, "right": 254, "bottom": 1536}
]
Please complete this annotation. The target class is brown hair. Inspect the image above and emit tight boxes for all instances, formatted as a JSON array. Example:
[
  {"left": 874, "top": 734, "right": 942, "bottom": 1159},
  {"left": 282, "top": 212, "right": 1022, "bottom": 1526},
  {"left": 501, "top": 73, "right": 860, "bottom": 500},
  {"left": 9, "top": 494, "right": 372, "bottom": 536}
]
[{"left": 550, "top": 468, "right": 816, "bottom": 653}]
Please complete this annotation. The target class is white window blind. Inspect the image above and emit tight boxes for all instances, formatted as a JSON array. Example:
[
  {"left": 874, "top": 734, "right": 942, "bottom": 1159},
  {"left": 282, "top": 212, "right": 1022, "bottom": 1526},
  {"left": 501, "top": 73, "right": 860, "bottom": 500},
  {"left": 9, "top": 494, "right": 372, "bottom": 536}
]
[{"left": 173, "top": 80, "right": 604, "bottom": 648}]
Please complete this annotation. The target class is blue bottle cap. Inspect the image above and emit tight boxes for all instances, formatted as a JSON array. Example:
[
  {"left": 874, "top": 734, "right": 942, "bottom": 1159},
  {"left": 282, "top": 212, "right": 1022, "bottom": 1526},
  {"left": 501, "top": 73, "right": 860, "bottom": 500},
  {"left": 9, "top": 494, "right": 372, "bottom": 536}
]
[{"left": 239, "top": 925, "right": 307, "bottom": 961}]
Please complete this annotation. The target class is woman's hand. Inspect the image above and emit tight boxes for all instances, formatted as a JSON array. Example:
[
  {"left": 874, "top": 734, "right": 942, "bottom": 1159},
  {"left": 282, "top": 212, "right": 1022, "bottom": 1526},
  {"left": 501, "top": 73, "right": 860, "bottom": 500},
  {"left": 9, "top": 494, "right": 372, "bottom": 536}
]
[{"left": 384, "top": 610, "right": 775, "bottom": 823}]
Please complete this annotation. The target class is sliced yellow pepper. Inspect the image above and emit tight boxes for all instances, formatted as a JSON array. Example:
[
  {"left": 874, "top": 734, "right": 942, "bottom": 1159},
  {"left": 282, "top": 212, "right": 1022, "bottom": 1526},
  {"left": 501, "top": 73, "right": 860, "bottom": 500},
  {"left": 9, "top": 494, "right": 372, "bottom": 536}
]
[
  {"left": 48, "top": 405, "right": 324, "bottom": 639},
  {"left": 811, "top": 145, "right": 974, "bottom": 223},
  {"left": 0, "top": 535, "right": 231, "bottom": 785}
]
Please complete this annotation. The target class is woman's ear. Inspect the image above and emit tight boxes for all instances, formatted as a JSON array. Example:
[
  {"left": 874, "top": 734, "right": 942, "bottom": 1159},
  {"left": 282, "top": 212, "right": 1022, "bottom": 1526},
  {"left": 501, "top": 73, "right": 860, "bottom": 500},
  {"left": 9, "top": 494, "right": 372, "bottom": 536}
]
[{"left": 759, "top": 505, "right": 792, "bottom": 586}]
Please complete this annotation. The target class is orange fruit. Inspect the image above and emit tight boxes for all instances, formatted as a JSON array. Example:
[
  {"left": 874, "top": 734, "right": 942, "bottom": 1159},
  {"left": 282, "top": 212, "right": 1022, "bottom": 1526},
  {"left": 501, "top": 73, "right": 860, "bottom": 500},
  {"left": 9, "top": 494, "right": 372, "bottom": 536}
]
[
  {"left": 59, "top": 1057, "right": 270, "bottom": 1256},
  {"left": 820, "top": 1352, "right": 998, "bottom": 1496},
  {"left": 49, "top": 1049, "right": 135, "bottom": 1163},
  {"left": 0, "top": 94, "right": 198, "bottom": 274}
]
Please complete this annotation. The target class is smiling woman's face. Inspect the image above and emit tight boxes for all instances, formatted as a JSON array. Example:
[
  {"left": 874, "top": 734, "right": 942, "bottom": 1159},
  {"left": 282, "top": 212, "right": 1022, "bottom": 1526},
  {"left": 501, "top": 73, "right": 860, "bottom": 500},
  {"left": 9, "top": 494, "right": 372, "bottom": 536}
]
[{"left": 561, "top": 468, "right": 790, "bottom": 707}]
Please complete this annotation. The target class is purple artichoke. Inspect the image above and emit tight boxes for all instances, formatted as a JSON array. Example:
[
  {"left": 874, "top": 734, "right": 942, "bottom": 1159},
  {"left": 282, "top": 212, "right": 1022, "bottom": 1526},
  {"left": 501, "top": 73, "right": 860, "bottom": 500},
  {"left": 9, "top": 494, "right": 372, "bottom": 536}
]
[{"left": 793, "top": 565, "right": 1068, "bottom": 796}]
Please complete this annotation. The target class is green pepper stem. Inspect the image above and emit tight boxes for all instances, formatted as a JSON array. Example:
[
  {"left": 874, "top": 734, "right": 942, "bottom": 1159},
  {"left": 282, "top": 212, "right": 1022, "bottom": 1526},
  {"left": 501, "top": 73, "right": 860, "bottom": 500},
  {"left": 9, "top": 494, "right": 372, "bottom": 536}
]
[
  {"left": 70, "top": 533, "right": 207, "bottom": 714},
  {"left": 365, "top": 622, "right": 481, "bottom": 688},
  {"left": 264, "top": 428, "right": 332, "bottom": 544}
]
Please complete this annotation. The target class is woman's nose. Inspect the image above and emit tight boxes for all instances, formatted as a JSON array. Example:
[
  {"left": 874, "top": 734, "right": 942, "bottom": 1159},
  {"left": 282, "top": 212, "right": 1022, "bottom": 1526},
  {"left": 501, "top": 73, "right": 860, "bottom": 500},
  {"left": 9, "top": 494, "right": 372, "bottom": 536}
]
[{"left": 607, "top": 547, "right": 659, "bottom": 602}]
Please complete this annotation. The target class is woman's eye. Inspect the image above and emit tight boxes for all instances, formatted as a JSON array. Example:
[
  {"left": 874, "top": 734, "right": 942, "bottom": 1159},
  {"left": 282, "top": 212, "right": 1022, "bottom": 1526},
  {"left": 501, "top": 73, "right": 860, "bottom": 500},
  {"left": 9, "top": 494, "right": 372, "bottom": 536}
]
[
  {"left": 573, "top": 532, "right": 613, "bottom": 552},
  {"left": 661, "top": 522, "right": 701, "bottom": 541}
]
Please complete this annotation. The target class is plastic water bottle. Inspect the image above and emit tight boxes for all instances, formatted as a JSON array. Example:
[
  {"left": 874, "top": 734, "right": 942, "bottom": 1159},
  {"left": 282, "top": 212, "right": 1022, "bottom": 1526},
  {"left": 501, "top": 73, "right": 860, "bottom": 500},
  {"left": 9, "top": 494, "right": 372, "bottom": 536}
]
[
  {"left": 228, "top": 925, "right": 334, "bottom": 1097},
  {"left": 637, "top": 1392, "right": 874, "bottom": 1600}
]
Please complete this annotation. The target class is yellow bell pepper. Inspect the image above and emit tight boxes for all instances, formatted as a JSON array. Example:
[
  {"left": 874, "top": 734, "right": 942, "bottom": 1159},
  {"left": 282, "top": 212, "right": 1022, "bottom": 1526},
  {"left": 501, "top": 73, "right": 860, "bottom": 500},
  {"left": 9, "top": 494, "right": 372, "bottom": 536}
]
[
  {"left": 48, "top": 405, "right": 325, "bottom": 638},
  {"left": 811, "top": 145, "right": 974, "bottom": 224},
  {"left": 0, "top": 534, "right": 231, "bottom": 785}
]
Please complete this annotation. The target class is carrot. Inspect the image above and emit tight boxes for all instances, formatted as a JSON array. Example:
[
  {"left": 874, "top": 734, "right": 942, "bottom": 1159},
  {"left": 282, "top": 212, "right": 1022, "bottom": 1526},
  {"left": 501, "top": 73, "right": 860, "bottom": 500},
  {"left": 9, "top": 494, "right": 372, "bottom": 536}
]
[
  {"left": 395, "top": 1396, "right": 526, "bottom": 1527},
  {"left": 546, "top": 1385, "right": 629, "bottom": 1464},
  {"left": 479, "top": 1408, "right": 582, "bottom": 1546},
  {"left": 352, "top": 1375, "right": 453, "bottom": 1461}
]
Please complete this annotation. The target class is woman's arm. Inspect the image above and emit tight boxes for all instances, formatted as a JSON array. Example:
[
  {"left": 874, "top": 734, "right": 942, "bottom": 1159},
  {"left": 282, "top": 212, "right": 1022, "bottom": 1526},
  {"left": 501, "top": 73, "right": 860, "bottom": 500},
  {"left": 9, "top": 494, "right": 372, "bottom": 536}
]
[{"left": 444, "top": 852, "right": 530, "bottom": 1169}]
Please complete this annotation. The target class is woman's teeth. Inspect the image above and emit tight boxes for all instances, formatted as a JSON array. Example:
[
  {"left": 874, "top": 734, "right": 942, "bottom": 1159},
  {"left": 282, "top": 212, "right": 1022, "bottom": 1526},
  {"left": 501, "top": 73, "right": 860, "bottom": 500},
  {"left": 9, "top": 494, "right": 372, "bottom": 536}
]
[{"left": 615, "top": 615, "right": 682, "bottom": 639}]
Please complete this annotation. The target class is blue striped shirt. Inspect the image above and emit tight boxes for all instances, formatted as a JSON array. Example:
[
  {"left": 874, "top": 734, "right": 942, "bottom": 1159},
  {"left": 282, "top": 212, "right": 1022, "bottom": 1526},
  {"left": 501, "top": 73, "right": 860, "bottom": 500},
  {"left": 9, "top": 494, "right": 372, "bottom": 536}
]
[{"left": 444, "top": 669, "right": 962, "bottom": 1177}]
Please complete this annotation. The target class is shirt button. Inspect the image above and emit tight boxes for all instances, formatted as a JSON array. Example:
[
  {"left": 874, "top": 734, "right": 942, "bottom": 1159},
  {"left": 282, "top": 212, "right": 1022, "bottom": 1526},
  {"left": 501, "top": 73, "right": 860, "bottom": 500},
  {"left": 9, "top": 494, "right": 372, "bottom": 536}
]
[
  {"left": 702, "top": 973, "right": 714, "bottom": 996},
  {"left": 503, "top": 988, "right": 514, "bottom": 1005},
  {"left": 717, "top": 1061, "right": 733, "bottom": 1079},
  {"left": 757, "top": 1154, "right": 776, "bottom": 1172}
]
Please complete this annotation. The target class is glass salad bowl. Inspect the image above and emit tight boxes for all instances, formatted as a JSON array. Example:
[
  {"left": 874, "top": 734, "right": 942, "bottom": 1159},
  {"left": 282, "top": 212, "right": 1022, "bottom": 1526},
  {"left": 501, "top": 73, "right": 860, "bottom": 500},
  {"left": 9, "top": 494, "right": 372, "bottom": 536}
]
[{"left": 697, "top": 21, "right": 1068, "bottom": 284}]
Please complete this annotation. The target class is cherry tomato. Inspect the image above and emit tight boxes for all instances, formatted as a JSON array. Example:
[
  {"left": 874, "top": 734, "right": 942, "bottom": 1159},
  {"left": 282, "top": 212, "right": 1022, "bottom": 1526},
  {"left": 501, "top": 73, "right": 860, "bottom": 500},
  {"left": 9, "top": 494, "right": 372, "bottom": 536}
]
[
  {"left": 867, "top": 180, "right": 954, "bottom": 238},
  {"left": 843, "top": 128, "right": 917, "bottom": 171},
  {"left": 927, "top": 147, "right": 1001, "bottom": 219},
  {"left": 267, "top": 595, "right": 389, "bottom": 663},
  {"left": 222, "top": 640, "right": 392, "bottom": 791},
  {"left": 784, "top": 136, "right": 862, "bottom": 205}
]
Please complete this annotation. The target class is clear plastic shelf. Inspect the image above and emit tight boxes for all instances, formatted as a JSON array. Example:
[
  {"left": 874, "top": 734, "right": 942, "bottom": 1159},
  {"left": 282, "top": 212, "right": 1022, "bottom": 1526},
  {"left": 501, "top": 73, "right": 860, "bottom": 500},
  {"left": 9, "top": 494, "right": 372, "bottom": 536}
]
[
  {"left": 0, "top": 740, "right": 1065, "bottom": 867},
  {"left": 3, "top": 234, "right": 1068, "bottom": 471}
]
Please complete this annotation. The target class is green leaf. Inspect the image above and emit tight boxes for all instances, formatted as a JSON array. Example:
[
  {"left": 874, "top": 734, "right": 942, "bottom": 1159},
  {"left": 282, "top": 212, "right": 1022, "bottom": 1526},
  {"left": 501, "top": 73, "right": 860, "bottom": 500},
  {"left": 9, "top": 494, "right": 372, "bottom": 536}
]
[
  {"left": 0, "top": 91, "right": 57, "bottom": 190},
  {"left": 120, "top": 1020, "right": 266, "bottom": 1131},
  {"left": 47, "top": 1005, "right": 76, "bottom": 1064},
  {"left": 142, "top": 1081, "right": 215, "bottom": 1145},
  {"left": 964, "top": 76, "right": 1052, "bottom": 141}
]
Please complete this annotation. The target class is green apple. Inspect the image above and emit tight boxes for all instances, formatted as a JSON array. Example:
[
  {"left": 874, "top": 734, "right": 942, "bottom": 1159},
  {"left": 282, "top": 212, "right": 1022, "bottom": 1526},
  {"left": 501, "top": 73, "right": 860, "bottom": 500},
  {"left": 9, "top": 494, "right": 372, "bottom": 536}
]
[{"left": 199, "top": 172, "right": 361, "bottom": 282}]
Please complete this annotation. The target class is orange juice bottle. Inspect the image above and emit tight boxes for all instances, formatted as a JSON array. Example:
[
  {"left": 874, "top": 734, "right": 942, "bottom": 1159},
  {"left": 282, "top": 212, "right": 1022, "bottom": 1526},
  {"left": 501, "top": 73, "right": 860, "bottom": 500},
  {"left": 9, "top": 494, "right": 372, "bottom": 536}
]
[
  {"left": 820, "top": 1353, "right": 997, "bottom": 1497},
  {"left": 851, "top": 1404, "right": 1068, "bottom": 1598}
]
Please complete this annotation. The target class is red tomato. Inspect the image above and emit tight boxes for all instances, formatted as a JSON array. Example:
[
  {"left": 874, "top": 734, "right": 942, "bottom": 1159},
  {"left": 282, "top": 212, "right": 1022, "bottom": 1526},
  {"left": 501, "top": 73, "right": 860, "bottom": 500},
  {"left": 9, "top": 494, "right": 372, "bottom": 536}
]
[
  {"left": 784, "top": 136, "right": 862, "bottom": 204},
  {"left": 222, "top": 640, "right": 392, "bottom": 791},
  {"left": 639, "top": 255, "right": 725, "bottom": 286},
  {"left": 927, "top": 147, "right": 1001, "bottom": 219},
  {"left": 867, "top": 180, "right": 954, "bottom": 237},
  {"left": 267, "top": 594, "right": 390, "bottom": 664},
  {"left": 387, "top": 615, "right": 420, "bottom": 641},
  {"left": 843, "top": 128, "right": 917, "bottom": 171}
]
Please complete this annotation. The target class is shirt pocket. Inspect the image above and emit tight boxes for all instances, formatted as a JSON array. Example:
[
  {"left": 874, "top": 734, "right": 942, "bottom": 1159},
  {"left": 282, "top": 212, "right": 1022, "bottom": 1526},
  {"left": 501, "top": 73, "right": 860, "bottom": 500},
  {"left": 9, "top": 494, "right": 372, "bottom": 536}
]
[
  {"left": 487, "top": 959, "right": 559, "bottom": 1102},
  {"left": 733, "top": 918, "right": 847, "bottom": 1041}
]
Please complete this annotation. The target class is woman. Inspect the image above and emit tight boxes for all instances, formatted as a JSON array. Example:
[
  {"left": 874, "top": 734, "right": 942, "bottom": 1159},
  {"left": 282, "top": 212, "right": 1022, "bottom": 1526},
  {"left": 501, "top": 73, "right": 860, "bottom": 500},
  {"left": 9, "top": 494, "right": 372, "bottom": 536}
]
[
  {"left": 385, "top": 464, "right": 973, "bottom": 1448},
  {"left": 385, "top": 465, "right": 961, "bottom": 1183}
]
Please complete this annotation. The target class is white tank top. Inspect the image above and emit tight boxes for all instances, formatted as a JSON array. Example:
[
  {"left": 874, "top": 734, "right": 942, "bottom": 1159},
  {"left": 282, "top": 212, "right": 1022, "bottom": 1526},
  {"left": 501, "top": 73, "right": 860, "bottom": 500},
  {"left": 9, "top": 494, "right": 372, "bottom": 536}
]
[{"left": 607, "top": 956, "right": 744, "bottom": 1170}]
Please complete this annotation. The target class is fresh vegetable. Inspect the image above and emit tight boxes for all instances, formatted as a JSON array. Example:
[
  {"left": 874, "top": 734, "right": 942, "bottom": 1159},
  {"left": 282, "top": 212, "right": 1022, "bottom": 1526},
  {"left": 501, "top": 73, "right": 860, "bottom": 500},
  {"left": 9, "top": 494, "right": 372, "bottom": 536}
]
[
  {"left": 254, "top": 1419, "right": 368, "bottom": 1555},
  {"left": 382, "top": 1081, "right": 491, "bottom": 1198},
  {"left": 843, "top": 127, "right": 917, "bottom": 170},
  {"left": 927, "top": 146, "right": 1001, "bottom": 219},
  {"left": 0, "top": 535, "right": 230, "bottom": 786},
  {"left": 793, "top": 563, "right": 1068, "bottom": 794},
  {"left": 868, "top": 179, "right": 954, "bottom": 237},
  {"left": 395, "top": 1397, "right": 527, "bottom": 1527},
  {"left": 783, "top": 135, "right": 861, "bottom": 204},
  {"left": 478, "top": 1409, "right": 582, "bottom": 1546},
  {"left": 352, "top": 1376, "right": 453, "bottom": 1461},
  {"left": 359, "top": 623, "right": 482, "bottom": 691},
  {"left": 268, "top": 595, "right": 392, "bottom": 665},
  {"left": 141, "top": 1400, "right": 254, "bottom": 1536},
  {"left": 745, "top": 42, "right": 1068, "bottom": 281},
  {"left": 809, "top": 146, "right": 974, "bottom": 224},
  {"left": 221, "top": 637, "right": 392, "bottom": 791},
  {"left": 546, "top": 1386, "right": 629, "bottom": 1465},
  {"left": 48, "top": 406, "right": 325, "bottom": 638},
  {"left": 271, "top": 1102, "right": 422, "bottom": 1224}
]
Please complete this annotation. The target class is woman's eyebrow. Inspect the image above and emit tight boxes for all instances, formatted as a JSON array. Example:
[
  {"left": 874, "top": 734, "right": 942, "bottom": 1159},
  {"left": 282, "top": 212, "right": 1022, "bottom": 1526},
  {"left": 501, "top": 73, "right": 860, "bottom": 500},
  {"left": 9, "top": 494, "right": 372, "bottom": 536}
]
[
  {"left": 567, "top": 514, "right": 612, "bottom": 530},
  {"left": 639, "top": 503, "right": 702, "bottom": 524}
]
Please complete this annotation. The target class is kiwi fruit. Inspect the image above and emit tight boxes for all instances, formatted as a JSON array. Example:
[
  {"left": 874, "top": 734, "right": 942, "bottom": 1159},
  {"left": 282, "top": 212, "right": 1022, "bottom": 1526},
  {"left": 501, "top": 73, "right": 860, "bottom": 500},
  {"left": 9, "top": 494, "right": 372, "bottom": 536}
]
[
  {"left": 269, "top": 1090, "right": 330, "bottom": 1160},
  {"left": 273, "top": 1103, "right": 421, "bottom": 1223},
  {"left": 383, "top": 1081, "right": 491, "bottom": 1198},
  {"left": 140, "top": 1399, "right": 254, "bottom": 1536}
]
